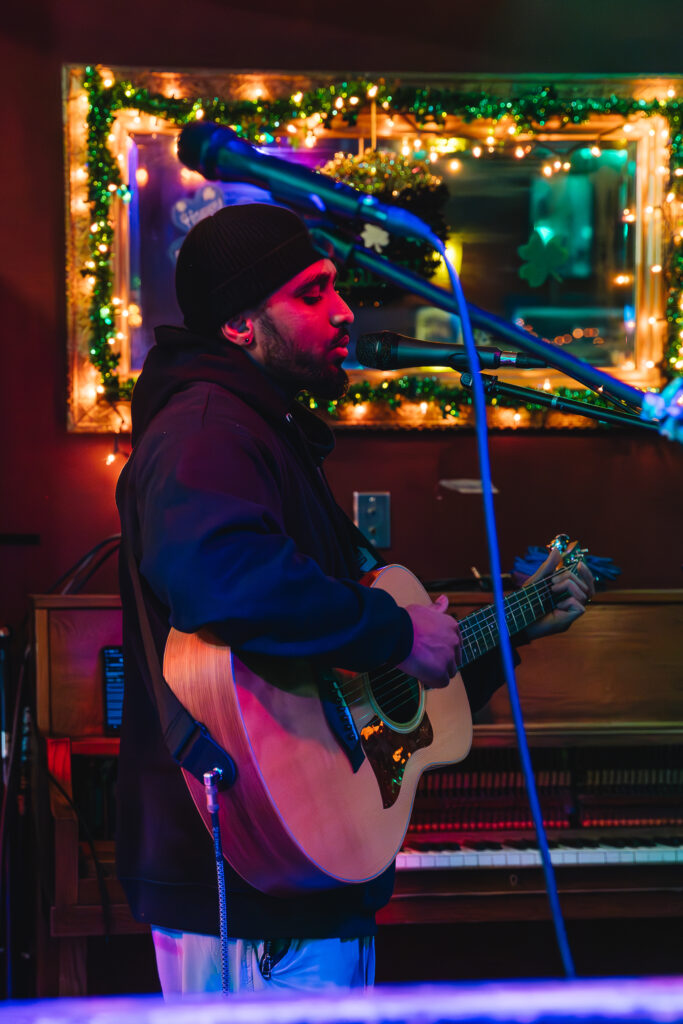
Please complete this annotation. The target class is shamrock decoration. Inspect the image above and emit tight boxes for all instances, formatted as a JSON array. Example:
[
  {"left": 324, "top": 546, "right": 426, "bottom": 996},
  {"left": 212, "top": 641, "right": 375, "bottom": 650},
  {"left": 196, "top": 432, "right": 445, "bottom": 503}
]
[
  {"left": 518, "top": 230, "right": 568, "bottom": 287},
  {"left": 361, "top": 223, "right": 391, "bottom": 252}
]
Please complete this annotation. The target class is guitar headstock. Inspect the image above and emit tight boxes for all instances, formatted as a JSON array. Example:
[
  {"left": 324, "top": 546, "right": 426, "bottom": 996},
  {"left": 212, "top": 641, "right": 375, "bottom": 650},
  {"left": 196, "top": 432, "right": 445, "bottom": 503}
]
[{"left": 547, "top": 534, "right": 588, "bottom": 573}]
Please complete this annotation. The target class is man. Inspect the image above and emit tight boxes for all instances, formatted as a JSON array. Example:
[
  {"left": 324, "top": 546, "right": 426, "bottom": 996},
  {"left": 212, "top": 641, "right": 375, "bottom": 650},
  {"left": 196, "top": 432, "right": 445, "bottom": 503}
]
[{"left": 116, "top": 203, "right": 592, "bottom": 996}]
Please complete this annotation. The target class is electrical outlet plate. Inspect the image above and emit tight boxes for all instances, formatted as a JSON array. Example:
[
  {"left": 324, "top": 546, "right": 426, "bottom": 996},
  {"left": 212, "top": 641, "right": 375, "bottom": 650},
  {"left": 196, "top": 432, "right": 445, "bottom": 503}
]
[{"left": 353, "top": 492, "right": 391, "bottom": 549}]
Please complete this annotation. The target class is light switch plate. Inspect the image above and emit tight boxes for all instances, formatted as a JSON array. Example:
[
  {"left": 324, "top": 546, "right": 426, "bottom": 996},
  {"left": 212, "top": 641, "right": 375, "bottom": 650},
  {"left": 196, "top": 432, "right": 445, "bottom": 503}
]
[{"left": 353, "top": 492, "right": 391, "bottom": 548}]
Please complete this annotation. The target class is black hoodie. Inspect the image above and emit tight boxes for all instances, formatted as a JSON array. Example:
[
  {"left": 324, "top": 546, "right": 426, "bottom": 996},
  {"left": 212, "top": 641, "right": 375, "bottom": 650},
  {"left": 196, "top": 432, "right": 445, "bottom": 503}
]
[{"left": 115, "top": 326, "right": 414, "bottom": 938}]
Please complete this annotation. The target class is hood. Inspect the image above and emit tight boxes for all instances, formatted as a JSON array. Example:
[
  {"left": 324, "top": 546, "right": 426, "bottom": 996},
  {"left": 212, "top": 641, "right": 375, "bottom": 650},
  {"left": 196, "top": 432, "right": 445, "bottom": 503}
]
[{"left": 130, "top": 325, "right": 334, "bottom": 461}]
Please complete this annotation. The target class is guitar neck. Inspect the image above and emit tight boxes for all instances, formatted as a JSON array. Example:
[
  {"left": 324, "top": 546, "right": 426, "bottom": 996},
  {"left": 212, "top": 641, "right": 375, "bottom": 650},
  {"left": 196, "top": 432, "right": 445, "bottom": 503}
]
[{"left": 457, "top": 575, "right": 559, "bottom": 668}]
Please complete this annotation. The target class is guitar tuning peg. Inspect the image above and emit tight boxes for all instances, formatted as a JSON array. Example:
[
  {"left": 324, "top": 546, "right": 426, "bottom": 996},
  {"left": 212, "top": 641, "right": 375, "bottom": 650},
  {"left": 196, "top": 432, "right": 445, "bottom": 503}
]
[
  {"left": 547, "top": 533, "right": 571, "bottom": 553},
  {"left": 563, "top": 545, "right": 588, "bottom": 569}
]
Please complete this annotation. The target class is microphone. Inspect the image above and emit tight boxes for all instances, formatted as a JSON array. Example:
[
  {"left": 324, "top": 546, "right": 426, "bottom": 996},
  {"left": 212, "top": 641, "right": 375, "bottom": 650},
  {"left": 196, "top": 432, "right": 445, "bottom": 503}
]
[
  {"left": 356, "top": 331, "right": 549, "bottom": 371},
  {"left": 177, "top": 122, "right": 433, "bottom": 245}
]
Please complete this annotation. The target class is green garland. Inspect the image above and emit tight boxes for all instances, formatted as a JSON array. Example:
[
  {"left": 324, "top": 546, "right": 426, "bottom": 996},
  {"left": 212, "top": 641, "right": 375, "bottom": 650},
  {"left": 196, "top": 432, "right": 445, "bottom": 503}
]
[
  {"left": 300, "top": 377, "right": 624, "bottom": 422},
  {"left": 318, "top": 148, "right": 449, "bottom": 301},
  {"left": 77, "top": 66, "right": 683, "bottom": 408}
]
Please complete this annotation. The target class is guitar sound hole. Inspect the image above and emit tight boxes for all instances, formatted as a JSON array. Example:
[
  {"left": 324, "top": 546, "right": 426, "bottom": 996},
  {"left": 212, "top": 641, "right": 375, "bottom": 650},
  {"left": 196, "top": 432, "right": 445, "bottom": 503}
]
[{"left": 368, "top": 668, "right": 421, "bottom": 726}]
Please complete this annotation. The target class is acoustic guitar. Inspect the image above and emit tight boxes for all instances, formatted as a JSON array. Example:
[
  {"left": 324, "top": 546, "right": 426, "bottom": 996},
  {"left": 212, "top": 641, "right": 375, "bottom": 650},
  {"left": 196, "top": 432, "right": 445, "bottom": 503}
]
[{"left": 163, "top": 538, "right": 585, "bottom": 895}]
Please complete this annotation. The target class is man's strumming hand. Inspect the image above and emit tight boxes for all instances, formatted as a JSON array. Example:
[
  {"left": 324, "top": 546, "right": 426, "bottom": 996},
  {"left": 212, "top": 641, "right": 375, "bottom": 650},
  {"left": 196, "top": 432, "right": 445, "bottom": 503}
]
[{"left": 398, "top": 595, "right": 462, "bottom": 689}]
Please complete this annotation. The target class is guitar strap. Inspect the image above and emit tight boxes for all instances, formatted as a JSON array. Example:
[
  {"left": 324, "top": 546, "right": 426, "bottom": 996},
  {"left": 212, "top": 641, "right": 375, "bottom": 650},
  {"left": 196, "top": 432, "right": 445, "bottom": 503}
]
[
  {"left": 125, "top": 540, "right": 237, "bottom": 790},
  {"left": 344, "top": 515, "right": 387, "bottom": 574}
]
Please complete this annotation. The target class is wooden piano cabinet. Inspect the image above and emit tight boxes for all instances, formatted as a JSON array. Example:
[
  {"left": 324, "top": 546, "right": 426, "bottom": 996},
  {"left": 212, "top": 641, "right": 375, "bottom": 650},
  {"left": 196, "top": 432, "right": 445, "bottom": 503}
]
[
  {"left": 448, "top": 588, "right": 683, "bottom": 738},
  {"left": 381, "top": 864, "right": 683, "bottom": 926},
  {"left": 31, "top": 595, "right": 148, "bottom": 998}
]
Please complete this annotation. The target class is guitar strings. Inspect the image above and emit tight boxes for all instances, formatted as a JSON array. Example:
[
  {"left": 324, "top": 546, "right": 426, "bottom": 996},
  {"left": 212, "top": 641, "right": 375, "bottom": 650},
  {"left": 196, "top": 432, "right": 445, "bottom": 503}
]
[
  {"left": 348, "top": 579, "right": 560, "bottom": 727},
  {"left": 354, "top": 556, "right": 584, "bottom": 723},
  {"left": 356, "top": 600, "right": 554, "bottom": 724},
  {"left": 337, "top": 572, "right": 562, "bottom": 718},
  {"left": 339, "top": 574, "right": 557, "bottom": 714},
  {"left": 365, "top": 558, "right": 583, "bottom": 723}
]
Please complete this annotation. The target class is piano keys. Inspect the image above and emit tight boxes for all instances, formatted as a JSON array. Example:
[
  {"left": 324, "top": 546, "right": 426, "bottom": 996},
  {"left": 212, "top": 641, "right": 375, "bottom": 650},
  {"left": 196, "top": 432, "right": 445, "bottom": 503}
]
[{"left": 398, "top": 833, "right": 683, "bottom": 869}]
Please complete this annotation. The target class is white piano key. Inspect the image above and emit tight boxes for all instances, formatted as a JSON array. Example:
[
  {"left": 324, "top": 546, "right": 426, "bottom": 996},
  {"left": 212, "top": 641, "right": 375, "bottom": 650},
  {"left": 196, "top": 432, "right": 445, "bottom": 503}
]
[{"left": 396, "top": 839, "right": 683, "bottom": 871}]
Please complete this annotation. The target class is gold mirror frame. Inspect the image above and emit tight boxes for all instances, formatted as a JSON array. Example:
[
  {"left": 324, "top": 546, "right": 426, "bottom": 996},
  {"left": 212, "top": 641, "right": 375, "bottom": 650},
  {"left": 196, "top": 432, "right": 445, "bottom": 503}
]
[{"left": 63, "top": 66, "right": 683, "bottom": 432}]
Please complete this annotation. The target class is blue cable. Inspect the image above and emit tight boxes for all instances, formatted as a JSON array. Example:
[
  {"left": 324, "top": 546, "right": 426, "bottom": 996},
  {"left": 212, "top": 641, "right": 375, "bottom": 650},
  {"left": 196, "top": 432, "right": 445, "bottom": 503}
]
[{"left": 420, "top": 228, "right": 576, "bottom": 979}]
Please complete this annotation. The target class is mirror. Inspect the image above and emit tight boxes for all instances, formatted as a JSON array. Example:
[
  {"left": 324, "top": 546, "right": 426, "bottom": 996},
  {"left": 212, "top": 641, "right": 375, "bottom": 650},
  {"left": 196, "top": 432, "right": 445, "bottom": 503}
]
[{"left": 64, "top": 67, "right": 681, "bottom": 431}]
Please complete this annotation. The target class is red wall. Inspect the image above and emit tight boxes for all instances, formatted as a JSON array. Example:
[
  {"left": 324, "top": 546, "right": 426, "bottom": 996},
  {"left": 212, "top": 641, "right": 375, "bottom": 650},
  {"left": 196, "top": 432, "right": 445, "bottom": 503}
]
[
  {"left": 2, "top": 1, "right": 683, "bottom": 633},
  {"left": 329, "top": 428, "right": 683, "bottom": 587}
]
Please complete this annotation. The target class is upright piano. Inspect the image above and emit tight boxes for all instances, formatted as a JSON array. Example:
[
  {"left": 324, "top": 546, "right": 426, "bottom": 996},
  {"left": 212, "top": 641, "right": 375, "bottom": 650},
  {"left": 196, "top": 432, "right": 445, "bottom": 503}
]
[
  {"left": 32, "top": 589, "right": 683, "bottom": 989},
  {"left": 379, "top": 588, "right": 683, "bottom": 927}
]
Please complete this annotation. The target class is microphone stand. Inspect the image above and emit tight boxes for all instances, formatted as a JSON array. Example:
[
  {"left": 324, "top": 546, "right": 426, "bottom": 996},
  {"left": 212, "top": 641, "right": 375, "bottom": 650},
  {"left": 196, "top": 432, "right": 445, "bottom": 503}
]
[
  {"left": 310, "top": 227, "right": 649, "bottom": 416},
  {"left": 458, "top": 373, "right": 660, "bottom": 431}
]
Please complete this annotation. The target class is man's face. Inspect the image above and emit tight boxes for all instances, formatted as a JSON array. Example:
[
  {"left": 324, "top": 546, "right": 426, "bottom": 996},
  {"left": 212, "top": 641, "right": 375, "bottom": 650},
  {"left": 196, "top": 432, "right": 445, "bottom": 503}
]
[{"left": 249, "top": 259, "right": 354, "bottom": 399}]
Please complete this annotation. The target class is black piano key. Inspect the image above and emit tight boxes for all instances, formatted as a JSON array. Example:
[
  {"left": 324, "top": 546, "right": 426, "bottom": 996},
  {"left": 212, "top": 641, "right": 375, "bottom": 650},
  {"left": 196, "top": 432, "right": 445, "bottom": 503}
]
[{"left": 463, "top": 840, "right": 504, "bottom": 851}]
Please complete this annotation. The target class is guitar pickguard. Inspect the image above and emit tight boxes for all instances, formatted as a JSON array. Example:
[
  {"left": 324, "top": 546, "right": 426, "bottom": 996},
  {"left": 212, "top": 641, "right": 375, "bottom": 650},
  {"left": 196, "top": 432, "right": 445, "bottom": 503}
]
[{"left": 360, "top": 714, "right": 433, "bottom": 809}]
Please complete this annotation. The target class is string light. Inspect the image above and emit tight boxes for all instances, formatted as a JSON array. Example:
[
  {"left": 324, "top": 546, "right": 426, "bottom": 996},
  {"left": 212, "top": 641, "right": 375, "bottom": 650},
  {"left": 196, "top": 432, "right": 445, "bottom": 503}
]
[{"left": 73, "top": 66, "right": 683, "bottom": 407}]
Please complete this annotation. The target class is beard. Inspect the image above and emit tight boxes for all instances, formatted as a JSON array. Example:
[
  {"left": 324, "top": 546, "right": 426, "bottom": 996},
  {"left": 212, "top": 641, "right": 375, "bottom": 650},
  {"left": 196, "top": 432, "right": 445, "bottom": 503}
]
[{"left": 256, "top": 310, "right": 349, "bottom": 401}]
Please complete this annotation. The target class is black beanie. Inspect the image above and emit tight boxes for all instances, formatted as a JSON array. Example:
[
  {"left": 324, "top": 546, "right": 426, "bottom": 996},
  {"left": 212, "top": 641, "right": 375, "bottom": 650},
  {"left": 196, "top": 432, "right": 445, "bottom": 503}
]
[{"left": 175, "top": 203, "right": 321, "bottom": 335}]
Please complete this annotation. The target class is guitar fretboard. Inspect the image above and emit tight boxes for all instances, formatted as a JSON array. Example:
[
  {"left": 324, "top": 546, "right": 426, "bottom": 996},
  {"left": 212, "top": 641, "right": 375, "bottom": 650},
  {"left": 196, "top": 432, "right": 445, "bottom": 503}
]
[{"left": 457, "top": 577, "right": 557, "bottom": 668}]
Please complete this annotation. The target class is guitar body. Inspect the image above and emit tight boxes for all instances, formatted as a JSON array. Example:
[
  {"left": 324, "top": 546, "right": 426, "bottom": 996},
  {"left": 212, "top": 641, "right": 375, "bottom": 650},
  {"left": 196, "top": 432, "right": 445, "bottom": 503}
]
[{"left": 163, "top": 564, "right": 473, "bottom": 895}]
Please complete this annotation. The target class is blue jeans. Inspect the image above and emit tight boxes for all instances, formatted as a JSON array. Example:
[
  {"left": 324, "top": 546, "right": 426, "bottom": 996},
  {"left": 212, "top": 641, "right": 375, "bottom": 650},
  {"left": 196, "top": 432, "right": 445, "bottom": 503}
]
[{"left": 151, "top": 927, "right": 375, "bottom": 995}]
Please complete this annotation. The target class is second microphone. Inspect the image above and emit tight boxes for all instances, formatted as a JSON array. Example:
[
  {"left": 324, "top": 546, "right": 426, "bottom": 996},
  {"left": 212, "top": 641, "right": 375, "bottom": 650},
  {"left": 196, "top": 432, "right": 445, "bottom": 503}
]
[{"left": 356, "top": 331, "right": 548, "bottom": 371}]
